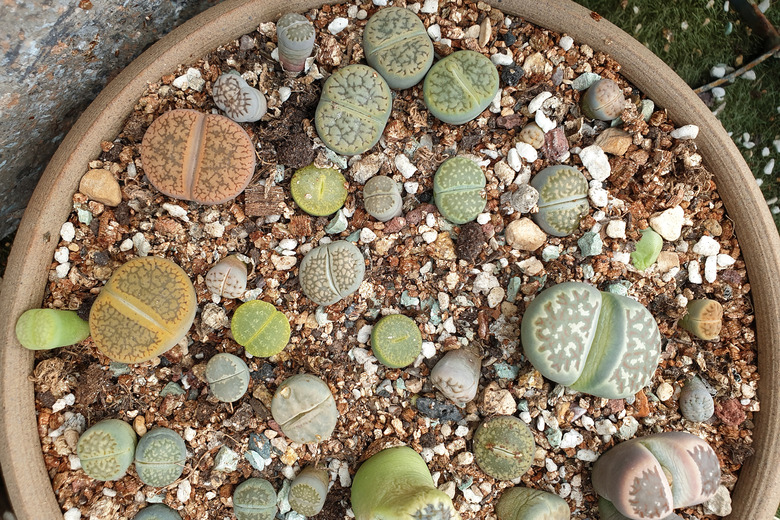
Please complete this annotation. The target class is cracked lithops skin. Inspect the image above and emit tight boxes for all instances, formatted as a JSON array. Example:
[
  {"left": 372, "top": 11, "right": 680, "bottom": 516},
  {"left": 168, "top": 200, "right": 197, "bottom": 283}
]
[
  {"left": 290, "top": 164, "right": 348, "bottom": 216},
  {"left": 423, "top": 50, "right": 499, "bottom": 125},
  {"left": 277, "top": 13, "right": 316, "bottom": 75},
  {"left": 140, "top": 109, "right": 256, "bottom": 204},
  {"left": 521, "top": 282, "right": 661, "bottom": 399},
  {"left": 299, "top": 240, "right": 365, "bottom": 306},
  {"left": 473, "top": 415, "right": 535, "bottom": 481},
  {"left": 315, "top": 64, "right": 392, "bottom": 156},
  {"left": 90, "top": 256, "right": 197, "bottom": 363},
  {"left": 206, "top": 352, "right": 250, "bottom": 403},
  {"left": 233, "top": 478, "right": 277, "bottom": 520},
  {"left": 15, "top": 308, "right": 90, "bottom": 350},
  {"left": 351, "top": 446, "right": 461, "bottom": 520},
  {"left": 530, "top": 165, "right": 589, "bottom": 237},
  {"left": 370, "top": 314, "right": 422, "bottom": 368},
  {"left": 212, "top": 72, "right": 267, "bottom": 123},
  {"left": 363, "top": 7, "right": 434, "bottom": 89},
  {"left": 363, "top": 175, "right": 403, "bottom": 222},
  {"left": 231, "top": 300, "right": 290, "bottom": 357},
  {"left": 205, "top": 255, "right": 248, "bottom": 299},
  {"left": 77, "top": 419, "right": 137, "bottom": 481},
  {"left": 592, "top": 432, "right": 720, "bottom": 520},
  {"left": 134, "top": 427, "right": 187, "bottom": 487},
  {"left": 271, "top": 374, "right": 339, "bottom": 444},
  {"left": 631, "top": 228, "right": 663, "bottom": 271},
  {"left": 133, "top": 504, "right": 183, "bottom": 520},
  {"left": 678, "top": 299, "right": 723, "bottom": 341},
  {"left": 598, "top": 497, "right": 683, "bottom": 520},
  {"left": 495, "top": 487, "right": 570, "bottom": 520},
  {"left": 289, "top": 466, "right": 329, "bottom": 516},
  {"left": 679, "top": 376, "right": 715, "bottom": 422},
  {"left": 433, "top": 156, "right": 487, "bottom": 224},
  {"left": 430, "top": 348, "right": 482, "bottom": 406},
  {"left": 581, "top": 78, "right": 626, "bottom": 121}
]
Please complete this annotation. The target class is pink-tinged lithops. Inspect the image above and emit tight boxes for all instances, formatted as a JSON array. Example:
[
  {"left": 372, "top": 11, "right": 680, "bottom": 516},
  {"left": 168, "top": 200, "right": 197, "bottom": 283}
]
[
  {"left": 299, "top": 240, "right": 365, "bottom": 306},
  {"left": 678, "top": 299, "right": 723, "bottom": 341},
  {"left": 530, "top": 165, "right": 589, "bottom": 237},
  {"left": 77, "top": 419, "right": 137, "bottom": 481},
  {"left": 276, "top": 13, "right": 316, "bottom": 75},
  {"left": 430, "top": 348, "right": 482, "bottom": 406},
  {"left": 495, "top": 487, "right": 570, "bottom": 520},
  {"left": 363, "top": 175, "right": 403, "bottom": 222},
  {"left": 212, "top": 72, "right": 267, "bottom": 123},
  {"left": 205, "top": 255, "right": 248, "bottom": 299},
  {"left": 592, "top": 432, "right": 720, "bottom": 520},
  {"left": 581, "top": 78, "right": 626, "bottom": 121},
  {"left": 271, "top": 374, "right": 338, "bottom": 444},
  {"left": 679, "top": 376, "right": 714, "bottom": 422}
]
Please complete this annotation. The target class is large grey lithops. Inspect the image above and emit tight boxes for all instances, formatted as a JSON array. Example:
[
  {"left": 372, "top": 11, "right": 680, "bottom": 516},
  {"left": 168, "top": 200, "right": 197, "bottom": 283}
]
[
  {"left": 233, "top": 478, "right": 277, "bottom": 520},
  {"left": 363, "top": 7, "right": 434, "bottom": 89},
  {"left": 206, "top": 352, "right": 250, "bottom": 403},
  {"left": 433, "top": 156, "right": 487, "bottom": 224},
  {"left": 363, "top": 175, "right": 403, "bottom": 222},
  {"left": 276, "top": 13, "right": 316, "bottom": 75},
  {"left": 212, "top": 71, "right": 267, "bottom": 123},
  {"left": 430, "top": 347, "right": 482, "bottom": 406},
  {"left": 289, "top": 465, "right": 330, "bottom": 516},
  {"left": 315, "top": 64, "right": 392, "bottom": 156},
  {"left": 678, "top": 376, "right": 714, "bottom": 422},
  {"left": 77, "top": 419, "right": 137, "bottom": 481},
  {"left": 134, "top": 427, "right": 187, "bottom": 487},
  {"left": 473, "top": 415, "right": 535, "bottom": 481},
  {"left": 271, "top": 374, "right": 339, "bottom": 444},
  {"left": 529, "top": 165, "right": 589, "bottom": 237},
  {"left": 205, "top": 255, "right": 248, "bottom": 299},
  {"left": 299, "top": 240, "right": 365, "bottom": 306},
  {"left": 133, "top": 504, "right": 182, "bottom": 520},
  {"left": 495, "top": 487, "right": 570, "bottom": 520},
  {"left": 592, "top": 432, "right": 720, "bottom": 520}
]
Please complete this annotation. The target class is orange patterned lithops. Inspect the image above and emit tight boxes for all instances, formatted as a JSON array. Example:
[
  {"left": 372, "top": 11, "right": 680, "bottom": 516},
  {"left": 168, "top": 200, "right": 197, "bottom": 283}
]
[
  {"left": 140, "top": 109, "right": 256, "bottom": 204},
  {"left": 89, "top": 256, "right": 197, "bottom": 363}
]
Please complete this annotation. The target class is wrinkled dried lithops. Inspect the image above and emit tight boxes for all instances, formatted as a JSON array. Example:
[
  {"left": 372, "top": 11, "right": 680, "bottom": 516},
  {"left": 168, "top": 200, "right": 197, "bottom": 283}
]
[
  {"left": 678, "top": 298, "right": 723, "bottom": 340},
  {"left": 15, "top": 308, "right": 90, "bottom": 350},
  {"left": 233, "top": 478, "right": 277, "bottom": 520},
  {"left": 581, "top": 78, "right": 626, "bottom": 121},
  {"left": 679, "top": 376, "right": 715, "bottom": 422},
  {"left": 231, "top": 300, "right": 290, "bottom": 357},
  {"left": 496, "top": 487, "right": 570, "bottom": 520},
  {"left": 212, "top": 72, "right": 267, "bottom": 123},
  {"left": 205, "top": 255, "right": 248, "bottom": 298},
  {"left": 289, "top": 466, "right": 329, "bottom": 516},
  {"left": 134, "top": 427, "right": 187, "bottom": 487},
  {"left": 433, "top": 156, "right": 487, "bottom": 224},
  {"left": 206, "top": 353, "right": 250, "bottom": 403},
  {"left": 77, "top": 419, "right": 137, "bottom": 481},
  {"left": 473, "top": 415, "right": 535, "bottom": 480},
  {"left": 271, "top": 374, "right": 339, "bottom": 444},
  {"left": 530, "top": 164, "right": 589, "bottom": 237},
  {"left": 299, "top": 240, "right": 365, "bottom": 306},
  {"left": 430, "top": 348, "right": 482, "bottom": 406},
  {"left": 277, "top": 13, "right": 316, "bottom": 75},
  {"left": 363, "top": 175, "right": 403, "bottom": 222}
]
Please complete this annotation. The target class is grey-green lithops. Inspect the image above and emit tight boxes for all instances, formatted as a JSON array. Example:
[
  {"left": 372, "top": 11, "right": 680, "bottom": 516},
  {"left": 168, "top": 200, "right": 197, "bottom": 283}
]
[
  {"left": 233, "top": 478, "right": 277, "bottom": 520},
  {"left": 473, "top": 415, "right": 535, "bottom": 480},
  {"left": 133, "top": 504, "right": 182, "bottom": 520},
  {"left": 679, "top": 376, "right": 714, "bottom": 422},
  {"left": 315, "top": 64, "right": 392, "bottom": 156},
  {"left": 77, "top": 419, "right": 137, "bottom": 481},
  {"left": 134, "top": 427, "right": 187, "bottom": 487},
  {"left": 276, "top": 13, "right": 316, "bottom": 75},
  {"left": 231, "top": 300, "right": 291, "bottom": 357},
  {"left": 581, "top": 78, "right": 626, "bottom": 121},
  {"left": 271, "top": 374, "right": 339, "bottom": 444},
  {"left": 370, "top": 314, "right": 422, "bottom": 368},
  {"left": 289, "top": 465, "right": 330, "bottom": 516},
  {"left": 678, "top": 298, "right": 723, "bottom": 341},
  {"left": 290, "top": 164, "right": 348, "bottom": 216},
  {"left": 423, "top": 50, "right": 499, "bottom": 125},
  {"left": 15, "top": 308, "right": 90, "bottom": 350},
  {"left": 530, "top": 165, "right": 589, "bottom": 237},
  {"left": 213, "top": 72, "right": 267, "bottom": 123},
  {"left": 433, "top": 156, "right": 487, "bottom": 224},
  {"left": 363, "top": 175, "right": 403, "bottom": 222},
  {"left": 495, "top": 487, "right": 570, "bottom": 520},
  {"left": 205, "top": 352, "right": 250, "bottom": 403},
  {"left": 299, "top": 240, "right": 365, "bottom": 306},
  {"left": 363, "top": 7, "right": 434, "bottom": 89}
]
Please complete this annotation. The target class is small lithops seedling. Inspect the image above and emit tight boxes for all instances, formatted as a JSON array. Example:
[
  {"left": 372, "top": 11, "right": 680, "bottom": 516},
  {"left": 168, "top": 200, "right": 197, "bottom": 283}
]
[
  {"left": 205, "top": 255, "right": 248, "bottom": 299},
  {"left": 631, "top": 228, "right": 663, "bottom": 271},
  {"left": 581, "top": 78, "right": 626, "bottom": 121},
  {"left": 473, "top": 415, "right": 535, "bottom": 480},
  {"left": 231, "top": 300, "right": 291, "bottom": 357},
  {"left": 529, "top": 165, "right": 589, "bottom": 237},
  {"left": 678, "top": 298, "right": 723, "bottom": 341},
  {"left": 679, "top": 376, "right": 714, "bottom": 422},
  {"left": 430, "top": 347, "right": 482, "bottom": 406},
  {"left": 77, "top": 419, "right": 137, "bottom": 481},
  {"left": 315, "top": 64, "right": 392, "bottom": 156},
  {"left": 351, "top": 446, "right": 461, "bottom": 520},
  {"left": 90, "top": 256, "right": 197, "bottom": 363},
  {"left": 363, "top": 7, "right": 434, "bottom": 89},
  {"left": 133, "top": 504, "right": 182, "bottom": 520},
  {"left": 299, "top": 240, "right": 365, "bottom": 306},
  {"left": 592, "top": 432, "right": 720, "bottom": 520},
  {"left": 521, "top": 282, "right": 661, "bottom": 399},
  {"left": 206, "top": 352, "right": 250, "bottom": 403},
  {"left": 271, "top": 374, "right": 339, "bottom": 444},
  {"left": 276, "top": 13, "right": 316, "bottom": 75},
  {"left": 134, "top": 427, "right": 187, "bottom": 487},
  {"left": 233, "top": 478, "right": 277, "bottom": 520},
  {"left": 423, "top": 50, "right": 499, "bottom": 125},
  {"left": 212, "top": 72, "right": 267, "bottom": 123},
  {"left": 518, "top": 122, "right": 545, "bottom": 149},
  {"left": 363, "top": 175, "right": 403, "bottom": 222},
  {"left": 140, "top": 109, "right": 256, "bottom": 204},
  {"left": 495, "top": 487, "right": 570, "bottom": 520},
  {"left": 15, "top": 308, "right": 90, "bottom": 350},
  {"left": 290, "top": 164, "right": 348, "bottom": 216},
  {"left": 433, "top": 156, "right": 487, "bottom": 224},
  {"left": 599, "top": 497, "right": 683, "bottom": 520},
  {"left": 370, "top": 314, "right": 422, "bottom": 368},
  {"left": 289, "top": 465, "right": 329, "bottom": 516}
]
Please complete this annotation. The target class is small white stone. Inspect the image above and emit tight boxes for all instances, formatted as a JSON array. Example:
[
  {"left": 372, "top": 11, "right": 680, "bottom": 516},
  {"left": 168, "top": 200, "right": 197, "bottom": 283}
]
[
  {"left": 764, "top": 158, "right": 775, "bottom": 175},
  {"left": 507, "top": 148, "right": 522, "bottom": 172},
  {"left": 473, "top": 272, "right": 500, "bottom": 294},
  {"left": 357, "top": 9, "right": 368, "bottom": 20},
  {"left": 717, "top": 254, "right": 736, "bottom": 267},
  {"left": 595, "top": 419, "right": 617, "bottom": 436},
  {"left": 185, "top": 68, "right": 205, "bottom": 92},
  {"left": 407, "top": 2, "right": 421, "bottom": 14},
  {"left": 119, "top": 238, "right": 133, "bottom": 252},
  {"left": 54, "top": 246, "right": 70, "bottom": 264},
  {"left": 489, "top": 89, "right": 502, "bottom": 113},
  {"left": 421, "top": 341, "right": 437, "bottom": 359},
  {"left": 439, "top": 38, "right": 451, "bottom": 47},
  {"left": 55, "top": 262, "right": 71, "bottom": 279},
  {"left": 339, "top": 462, "right": 352, "bottom": 487},
  {"left": 476, "top": 213, "right": 491, "bottom": 225},
  {"left": 69, "top": 454, "right": 81, "bottom": 470},
  {"left": 420, "top": 0, "right": 438, "bottom": 13},
  {"left": 560, "top": 430, "right": 584, "bottom": 449},
  {"left": 613, "top": 252, "right": 631, "bottom": 264},
  {"left": 649, "top": 206, "right": 685, "bottom": 241},
  {"left": 490, "top": 50, "right": 514, "bottom": 66},
  {"left": 60, "top": 222, "right": 76, "bottom": 242},
  {"left": 545, "top": 458, "right": 559, "bottom": 472},
  {"left": 360, "top": 228, "right": 377, "bottom": 244},
  {"left": 712, "top": 86, "right": 726, "bottom": 99},
  {"left": 494, "top": 161, "right": 515, "bottom": 184},
  {"left": 372, "top": 0, "right": 388, "bottom": 6},
  {"left": 535, "top": 110, "right": 556, "bottom": 133},
  {"left": 271, "top": 255, "right": 297, "bottom": 271},
  {"left": 703, "top": 485, "right": 732, "bottom": 516},
  {"left": 328, "top": 17, "right": 349, "bottom": 34},
  {"left": 347, "top": 4, "right": 359, "bottom": 17},
  {"left": 425, "top": 213, "right": 436, "bottom": 227},
  {"left": 52, "top": 393, "right": 75, "bottom": 413},
  {"left": 204, "top": 221, "right": 225, "bottom": 238},
  {"left": 588, "top": 186, "right": 609, "bottom": 208},
  {"left": 559, "top": 35, "right": 574, "bottom": 51},
  {"left": 741, "top": 70, "right": 756, "bottom": 81},
  {"left": 528, "top": 91, "right": 553, "bottom": 114},
  {"left": 704, "top": 255, "right": 718, "bottom": 283},
  {"left": 670, "top": 124, "right": 699, "bottom": 140},
  {"left": 656, "top": 382, "right": 674, "bottom": 401},
  {"left": 422, "top": 230, "right": 438, "bottom": 243},
  {"left": 576, "top": 449, "right": 599, "bottom": 462},
  {"left": 487, "top": 287, "right": 505, "bottom": 308},
  {"left": 395, "top": 154, "right": 417, "bottom": 178},
  {"left": 514, "top": 141, "right": 538, "bottom": 163},
  {"left": 64, "top": 507, "right": 82, "bottom": 520},
  {"left": 710, "top": 65, "right": 726, "bottom": 78},
  {"left": 279, "top": 238, "right": 298, "bottom": 251},
  {"left": 427, "top": 24, "right": 442, "bottom": 41},
  {"left": 162, "top": 202, "right": 189, "bottom": 221},
  {"left": 605, "top": 220, "right": 626, "bottom": 239},
  {"left": 404, "top": 181, "right": 419, "bottom": 194},
  {"left": 278, "top": 86, "right": 292, "bottom": 103},
  {"left": 693, "top": 235, "right": 720, "bottom": 257},
  {"left": 177, "top": 480, "right": 192, "bottom": 503},
  {"left": 579, "top": 145, "right": 611, "bottom": 181},
  {"left": 688, "top": 260, "right": 703, "bottom": 284},
  {"left": 462, "top": 486, "right": 483, "bottom": 504},
  {"left": 172, "top": 74, "right": 189, "bottom": 90},
  {"left": 184, "top": 427, "right": 196, "bottom": 442}
]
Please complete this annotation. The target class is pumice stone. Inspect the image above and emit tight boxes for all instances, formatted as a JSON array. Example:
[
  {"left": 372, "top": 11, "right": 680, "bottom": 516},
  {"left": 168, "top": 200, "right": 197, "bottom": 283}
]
[{"left": 299, "top": 240, "right": 365, "bottom": 306}]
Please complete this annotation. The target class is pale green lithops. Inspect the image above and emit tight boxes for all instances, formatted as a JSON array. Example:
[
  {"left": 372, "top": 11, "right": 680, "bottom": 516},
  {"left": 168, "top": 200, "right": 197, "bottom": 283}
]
[
  {"left": 363, "top": 175, "right": 403, "bottom": 222},
  {"left": 581, "top": 78, "right": 626, "bottom": 121},
  {"left": 370, "top": 314, "right": 422, "bottom": 368},
  {"left": 15, "top": 308, "right": 90, "bottom": 350},
  {"left": 679, "top": 376, "right": 715, "bottom": 422},
  {"left": 212, "top": 72, "right": 267, "bottom": 123},
  {"left": 299, "top": 240, "right": 365, "bottom": 306},
  {"left": 271, "top": 374, "right": 339, "bottom": 444},
  {"left": 678, "top": 299, "right": 723, "bottom": 341},
  {"left": 433, "top": 156, "right": 487, "bottom": 224},
  {"left": 315, "top": 64, "right": 392, "bottom": 156},
  {"left": 233, "top": 478, "right": 277, "bottom": 520},
  {"left": 631, "top": 228, "right": 663, "bottom": 271},
  {"left": 77, "top": 419, "right": 137, "bottom": 481},
  {"left": 530, "top": 165, "right": 589, "bottom": 237},
  {"left": 351, "top": 446, "right": 461, "bottom": 520},
  {"left": 363, "top": 7, "right": 434, "bottom": 89},
  {"left": 205, "top": 255, "right": 247, "bottom": 298},
  {"left": 473, "top": 415, "right": 535, "bottom": 481},
  {"left": 289, "top": 466, "right": 330, "bottom": 516},
  {"left": 206, "top": 352, "right": 250, "bottom": 402},
  {"left": 592, "top": 432, "right": 720, "bottom": 520},
  {"left": 598, "top": 498, "right": 683, "bottom": 520},
  {"left": 134, "top": 427, "right": 187, "bottom": 487},
  {"left": 423, "top": 50, "right": 499, "bottom": 125},
  {"left": 291, "top": 164, "right": 348, "bottom": 216},
  {"left": 521, "top": 282, "right": 661, "bottom": 400},
  {"left": 495, "top": 487, "right": 570, "bottom": 520},
  {"left": 430, "top": 347, "right": 482, "bottom": 406},
  {"left": 133, "top": 504, "right": 182, "bottom": 520},
  {"left": 276, "top": 13, "right": 316, "bottom": 75},
  {"left": 231, "top": 300, "right": 291, "bottom": 357}
]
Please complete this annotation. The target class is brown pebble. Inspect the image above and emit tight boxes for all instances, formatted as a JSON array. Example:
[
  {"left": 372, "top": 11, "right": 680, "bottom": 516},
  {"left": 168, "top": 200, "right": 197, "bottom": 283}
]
[
  {"left": 133, "top": 415, "right": 147, "bottom": 436},
  {"left": 505, "top": 218, "right": 546, "bottom": 251},
  {"left": 594, "top": 127, "right": 633, "bottom": 156},
  {"left": 715, "top": 398, "right": 746, "bottom": 427},
  {"left": 79, "top": 169, "right": 122, "bottom": 206},
  {"left": 634, "top": 388, "right": 650, "bottom": 418}
]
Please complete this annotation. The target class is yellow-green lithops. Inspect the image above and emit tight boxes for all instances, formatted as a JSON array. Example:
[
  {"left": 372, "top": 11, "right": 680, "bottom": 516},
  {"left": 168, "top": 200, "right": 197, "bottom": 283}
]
[
  {"left": 77, "top": 419, "right": 137, "bottom": 481},
  {"left": 370, "top": 314, "right": 422, "bottom": 369},
  {"left": 134, "top": 427, "right": 187, "bottom": 487},
  {"left": 433, "top": 156, "right": 487, "bottom": 224},
  {"left": 530, "top": 165, "right": 589, "bottom": 237},
  {"left": 496, "top": 487, "right": 571, "bottom": 520},
  {"left": 15, "top": 308, "right": 90, "bottom": 350},
  {"left": 233, "top": 478, "right": 277, "bottom": 520},
  {"left": 206, "top": 352, "right": 250, "bottom": 403},
  {"left": 231, "top": 300, "right": 291, "bottom": 357},
  {"left": 290, "top": 164, "right": 348, "bottom": 216}
]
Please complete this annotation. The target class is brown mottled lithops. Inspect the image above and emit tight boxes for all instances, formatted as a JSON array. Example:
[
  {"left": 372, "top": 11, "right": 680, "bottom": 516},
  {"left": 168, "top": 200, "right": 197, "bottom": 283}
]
[
  {"left": 299, "top": 240, "right": 365, "bottom": 306},
  {"left": 212, "top": 72, "right": 267, "bottom": 123},
  {"left": 363, "top": 176, "right": 403, "bottom": 222},
  {"left": 678, "top": 299, "right": 723, "bottom": 341},
  {"left": 518, "top": 122, "right": 545, "bottom": 149},
  {"left": 581, "top": 78, "right": 626, "bottom": 121},
  {"left": 205, "top": 255, "right": 248, "bottom": 299}
]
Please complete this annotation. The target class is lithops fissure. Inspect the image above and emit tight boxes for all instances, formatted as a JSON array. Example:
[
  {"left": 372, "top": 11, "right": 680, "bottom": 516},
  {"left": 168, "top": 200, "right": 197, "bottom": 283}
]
[
  {"left": 133, "top": 504, "right": 183, "bottom": 520},
  {"left": 430, "top": 348, "right": 482, "bottom": 406},
  {"left": 598, "top": 497, "right": 683, "bottom": 520},
  {"left": 363, "top": 175, "right": 403, "bottom": 222},
  {"left": 433, "top": 156, "right": 487, "bottom": 224},
  {"left": 299, "top": 240, "right": 365, "bottom": 306},
  {"left": 271, "top": 374, "right": 339, "bottom": 444},
  {"left": 370, "top": 314, "right": 422, "bottom": 368},
  {"left": 679, "top": 299, "right": 723, "bottom": 341},
  {"left": 15, "top": 308, "right": 90, "bottom": 350},
  {"left": 212, "top": 72, "right": 267, "bottom": 123},
  {"left": 276, "top": 13, "right": 316, "bottom": 74},
  {"left": 679, "top": 376, "right": 715, "bottom": 422},
  {"left": 290, "top": 164, "right": 348, "bottom": 216},
  {"left": 231, "top": 300, "right": 291, "bottom": 357},
  {"left": 205, "top": 255, "right": 248, "bottom": 299},
  {"left": 77, "top": 419, "right": 137, "bottom": 481},
  {"left": 233, "top": 478, "right": 277, "bottom": 520},
  {"left": 581, "top": 78, "right": 626, "bottom": 121},
  {"left": 289, "top": 466, "right": 330, "bottom": 516},
  {"left": 473, "top": 415, "right": 536, "bottom": 481},
  {"left": 495, "top": 487, "right": 571, "bottom": 520},
  {"left": 530, "top": 165, "right": 589, "bottom": 237},
  {"left": 206, "top": 353, "right": 250, "bottom": 403},
  {"left": 134, "top": 427, "right": 187, "bottom": 487}
]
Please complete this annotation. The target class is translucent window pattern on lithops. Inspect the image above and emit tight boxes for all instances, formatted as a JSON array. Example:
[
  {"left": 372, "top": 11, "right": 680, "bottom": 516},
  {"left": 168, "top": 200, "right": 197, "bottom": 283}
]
[
  {"left": 495, "top": 487, "right": 571, "bottom": 520},
  {"left": 290, "top": 164, "right": 348, "bottom": 216},
  {"left": 363, "top": 175, "right": 403, "bottom": 222},
  {"left": 530, "top": 164, "right": 589, "bottom": 237},
  {"left": 277, "top": 13, "right": 315, "bottom": 74},
  {"left": 205, "top": 353, "right": 250, "bottom": 403},
  {"left": 289, "top": 466, "right": 329, "bottom": 517},
  {"left": 433, "top": 156, "right": 487, "bottom": 224},
  {"left": 212, "top": 72, "right": 267, "bottom": 123},
  {"left": 370, "top": 314, "right": 422, "bottom": 368},
  {"left": 205, "top": 255, "right": 248, "bottom": 299},
  {"left": 473, "top": 415, "right": 535, "bottom": 481},
  {"left": 133, "top": 504, "right": 182, "bottom": 520},
  {"left": 231, "top": 300, "right": 291, "bottom": 357},
  {"left": 89, "top": 256, "right": 197, "bottom": 363},
  {"left": 77, "top": 419, "right": 137, "bottom": 481},
  {"left": 315, "top": 64, "right": 392, "bottom": 156},
  {"left": 679, "top": 299, "right": 723, "bottom": 340},
  {"left": 299, "top": 240, "right": 365, "bottom": 306},
  {"left": 271, "top": 374, "right": 339, "bottom": 444},
  {"left": 363, "top": 7, "right": 434, "bottom": 89},
  {"left": 134, "top": 427, "right": 187, "bottom": 487},
  {"left": 233, "top": 478, "right": 277, "bottom": 520}
]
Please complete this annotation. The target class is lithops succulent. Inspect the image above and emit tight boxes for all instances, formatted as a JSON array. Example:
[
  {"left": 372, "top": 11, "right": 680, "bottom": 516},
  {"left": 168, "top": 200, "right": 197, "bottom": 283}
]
[
  {"left": 363, "top": 7, "right": 434, "bottom": 89},
  {"left": 430, "top": 347, "right": 482, "bottom": 406},
  {"left": 433, "top": 156, "right": 487, "bottom": 224},
  {"left": 271, "top": 374, "right": 339, "bottom": 444},
  {"left": 276, "top": 13, "right": 316, "bottom": 75},
  {"left": 599, "top": 497, "right": 683, "bottom": 520},
  {"left": 133, "top": 504, "right": 182, "bottom": 520},
  {"left": 581, "top": 78, "right": 626, "bottom": 121},
  {"left": 212, "top": 72, "right": 267, "bottom": 123},
  {"left": 631, "top": 228, "right": 663, "bottom": 271},
  {"left": 518, "top": 122, "right": 545, "bottom": 149},
  {"left": 134, "top": 427, "right": 187, "bottom": 487},
  {"left": 77, "top": 419, "right": 137, "bottom": 481},
  {"left": 423, "top": 50, "right": 499, "bottom": 125},
  {"left": 363, "top": 175, "right": 403, "bottom": 222},
  {"left": 205, "top": 255, "right": 248, "bottom": 298},
  {"left": 521, "top": 282, "right": 661, "bottom": 399},
  {"left": 140, "top": 109, "right": 256, "bottom": 204},
  {"left": 231, "top": 300, "right": 291, "bottom": 357},
  {"left": 370, "top": 314, "right": 422, "bottom": 368},
  {"left": 529, "top": 165, "right": 589, "bottom": 237},
  {"left": 290, "top": 164, "right": 348, "bottom": 216},
  {"left": 289, "top": 465, "right": 329, "bottom": 516},
  {"left": 678, "top": 299, "right": 723, "bottom": 341},
  {"left": 233, "top": 478, "right": 277, "bottom": 520},
  {"left": 90, "top": 256, "right": 197, "bottom": 363},
  {"left": 299, "top": 240, "right": 365, "bottom": 306},
  {"left": 679, "top": 376, "right": 715, "bottom": 422},
  {"left": 15, "top": 308, "right": 90, "bottom": 350},
  {"left": 473, "top": 415, "right": 535, "bottom": 480},
  {"left": 351, "top": 446, "right": 460, "bottom": 520},
  {"left": 206, "top": 352, "right": 250, "bottom": 403},
  {"left": 315, "top": 64, "right": 392, "bottom": 156},
  {"left": 592, "top": 432, "right": 720, "bottom": 520},
  {"left": 495, "top": 487, "right": 570, "bottom": 520}
]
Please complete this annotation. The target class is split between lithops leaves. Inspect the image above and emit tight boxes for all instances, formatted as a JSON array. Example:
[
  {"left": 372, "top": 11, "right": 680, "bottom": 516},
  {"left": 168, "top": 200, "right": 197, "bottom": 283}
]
[
  {"left": 233, "top": 478, "right": 277, "bottom": 520},
  {"left": 289, "top": 466, "right": 330, "bottom": 516},
  {"left": 271, "top": 374, "right": 339, "bottom": 444},
  {"left": 290, "top": 164, "right": 348, "bottom": 216},
  {"left": 213, "top": 71, "right": 267, "bottom": 123},
  {"left": 15, "top": 308, "right": 90, "bottom": 350},
  {"left": 678, "top": 298, "right": 723, "bottom": 341},
  {"left": 495, "top": 487, "right": 570, "bottom": 520},
  {"left": 363, "top": 175, "right": 403, "bottom": 222},
  {"left": 134, "top": 427, "right": 187, "bottom": 487},
  {"left": 276, "top": 13, "right": 316, "bottom": 75},
  {"left": 430, "top": 347, "right": 482, "bottom": 406},
  {"left": 206, "top": 352, "right": 250, "bottom": 403},
  {"left": 530, "top": 165, "right": 589, "bottom": 237},
  {"left": 231, "top": 300, "right": 290, "bottom": 357},
  {"left": 299, "top": 240, "right": 365, "bottom": 306},
  {"left": 77, "top": 419, "right": 137, "bottom": 481},
  {"left": 205, "top": 255, "right": 248, "bottom": 299},
  {"left": 473, "top": 415, "right": 535, "bottom": 480}
]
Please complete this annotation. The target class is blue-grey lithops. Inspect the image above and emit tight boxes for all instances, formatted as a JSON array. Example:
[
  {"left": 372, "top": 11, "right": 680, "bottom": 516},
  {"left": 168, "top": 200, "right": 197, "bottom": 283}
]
[
  {"left": 134, "top": 427, "right": 187, "bottom": 487},
  {"left": 433, "top": 156, "right": 487, "bottom": 224},
  {"left": 77, "top": 419, "right": 137, "bottom": 481},
  {"left": 363, "top": 176, "right": 403, "bottom": 222},
  {"left": 271, "top": 374, "right": 339, "bottom": 444},
  {"left": 496, "top": 487, "right": 570, "bottom": 520},
  {"left": 276, "top": 13, "right": 316, "bottom": 75},
  {"left": 233, "top": 478, "right": 277, "bottom": 520},
  {"left": 530, "top": 165, "right": 589, "bottom": 237},
  {"left": 205, "top": 352, "right": 250, "bottom": 403},
  {"left": 299, "top": 240, "right": 365, "bottom": 306},
  {"left": 212, "top": 72, "right": 267, "bottom": 123},
  {"left": 289, "top": 465, "right": 330, "bottom": 516},
  {"left": 679, "top": 376, "right": 714, "bottom": 422},
  {"left": 133, "top": 504, "right": 182, "bottom": 520}
]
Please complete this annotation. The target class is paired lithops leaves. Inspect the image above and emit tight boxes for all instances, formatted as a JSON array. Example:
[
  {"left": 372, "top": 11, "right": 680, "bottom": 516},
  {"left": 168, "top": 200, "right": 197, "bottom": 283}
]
[
  {"left": 15, "top": 308, "right": 90, "bottom": 350},
  {"left": 290, "top": 164, "right": 348, "bottom": 216},
  {"left": 495, "top": 487, "right": 571, "bottom": 520},
  {"left": 473, "top": 415, "right": 536, "bottom": 480},
  {"left": 134, "top": 427, "right": 187, "bottom": 487},
  {"left": 271, "top": 374, "right": 338, "bottom": 444},
  {"left": 206, "top": 352, "right": 250, "bottom": 403},
  {"left": 231, "top": 300, "right": 290, "bottom": 357},
  {"left": 133, "top": 504, "right": 182, "bottom": 520},
  {"left": 581, "top": 78, "right": 626, "bottom": 121},
  {"left": 77, "top": 419, "right": 137, "bottom": 481},
  {"left": 518, "top": 122, "right": 545, "bottom": 149},
  {"left": 679, "top": 299, "right": 723, "bottom": 341},
  {"left": 370, "top": 314, "right": 422, "bottom": 368},
  {"left": 205, "top": 255, "right": 248, "bottom": 299},
  {"left": 289, "top": 466, "right": 330, "bottom": 516},
  {"left": 530, "top": 165, "right": 589, "bottom": 237},
  {"left": 433, "top": 156, "right": 487, "bottom": 224},
  {"left": 363, "top": 175, "right": 403, "bottom": 222},
  {"left": 213, "top": 72, "right": 267, "bottom": 123},
  {"left": 299, "top": 240, "right": 365, "bottom": 306},
  {"left": 430, "top": 348, "right": 482, "bottom": 406},
  {"left": 277, "top": 13, "right": 316, "bottom": 75},
  {"left": 233, "top": 478, "right": 277, "bottom": 520}
]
